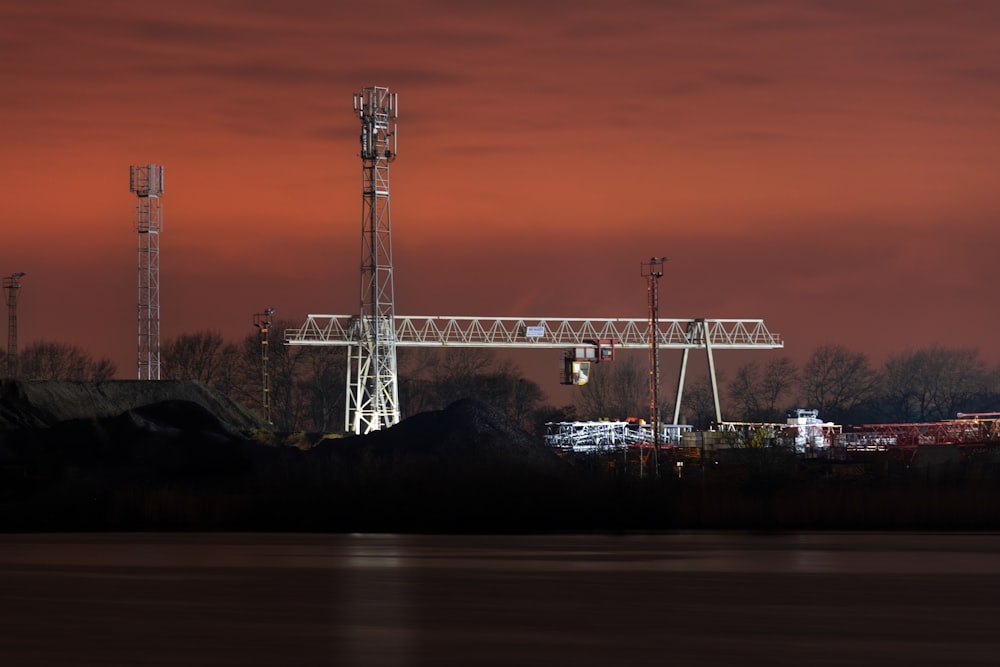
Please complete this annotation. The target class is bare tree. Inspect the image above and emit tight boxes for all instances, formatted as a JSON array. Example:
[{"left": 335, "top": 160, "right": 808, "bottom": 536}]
[
  {"left": 761, "top": 356, "right": 799, "bottom": 419},
  {"left": 882, "top": 345, "right": 991, "bottom": 422},
  {"left": 728, "top": 361, "right": 763, "bottom": 422},
  {"left": 257, "top": 320, "right": 315, "bottom": 432},
  {"left": 882, "top": 347, "right": 935, "bottom": 421},
  {"left": 574, "top": 353, "right": 647, "bottom": 420},
  {"left": 18, "top": 341, "right": 117, "bottom": 381},
  {"left": 162, "top": 330, "right": 238, "bottom": 391},
  {"left": 223, "top": 324, "right": 349, "bottom": 433},
  {"left": 397, "top": 347, "right": 547, "bottom": 430},
  {"left": 799, "top": 344, "right": 878, "bottom": 422},
  {"left": 301, "top": 346, "right": 348, "bottom": 433},
  {"left": 480, "top": 364, "right": 546, "bottom": 429},
  {"left": 397, "top": 348, "right": 455, "bottom": 416},
  {"left": 225, "top": 333, "right": 267, "bottom": 413},
  {"left": 679, "top": 373, "right": 726, "bottom": 430},
  {"left": 930, "top": 347, "right": 992, "bottom": 420},
  {"left": 90, "top": 357, "right": 118, "bottom": 382},
  {"left": 401, "top": 347, "right": 493, "bottom": 407},
  {"left": 531, "top": 403, "right": 578, "bottom": 438},
  {"left": 730, "top": 356, "right": 801, "bottom": 423},
  {"left": 433, "top": 348, "right": 498, "bottom": 401}
]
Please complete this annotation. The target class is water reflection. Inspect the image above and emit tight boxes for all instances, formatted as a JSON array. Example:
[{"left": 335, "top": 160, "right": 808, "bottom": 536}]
[
  {"left": 338, "top": 539, "right": 413, "bottom": 666},
  {"left": 1, "top": 532, "right": 999, "bottom": 666}
]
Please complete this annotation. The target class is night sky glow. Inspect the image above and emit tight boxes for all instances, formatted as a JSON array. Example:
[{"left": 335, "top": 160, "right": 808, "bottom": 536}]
[{"left": 2, "top": 1, "right": 999, "bottom": 382}]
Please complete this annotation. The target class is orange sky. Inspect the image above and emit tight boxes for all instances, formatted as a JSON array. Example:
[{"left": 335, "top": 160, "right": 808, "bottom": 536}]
[{"left": 2, "top": 1, "right": 1000, "bottom": 388}]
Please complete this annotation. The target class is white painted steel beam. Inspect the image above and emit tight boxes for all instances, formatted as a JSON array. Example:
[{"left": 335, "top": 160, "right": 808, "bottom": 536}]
[{"left": 285, "top": 315, "right": 783, "bottom": 350}]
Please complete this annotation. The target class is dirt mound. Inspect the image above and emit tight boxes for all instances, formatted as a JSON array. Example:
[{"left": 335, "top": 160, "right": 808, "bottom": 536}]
[
  {"left": 310, "top": 398, "right": 572, "bottom": 479},
  {"left": 295, "top": 398, "right": 582, "bottom": 532},
  {"left": 0, "top": 392, "right": 586, "bottom": 532},
  {"left": 0, "top": 380, "right": 263, "bottom": 433}
]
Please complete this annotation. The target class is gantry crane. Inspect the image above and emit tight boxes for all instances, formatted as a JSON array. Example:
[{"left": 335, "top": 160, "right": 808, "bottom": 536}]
[{"left": 286, "top": 86, "right": 784, "bottom": 434}]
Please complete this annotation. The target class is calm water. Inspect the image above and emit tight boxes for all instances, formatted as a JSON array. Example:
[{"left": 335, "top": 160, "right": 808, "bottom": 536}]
[{"left": 1, "top": 532, "right": 999, "bottom": 666}]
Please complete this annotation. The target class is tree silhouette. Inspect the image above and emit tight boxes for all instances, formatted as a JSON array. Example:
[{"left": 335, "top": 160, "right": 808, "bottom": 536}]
[
  {"left": 729, "top": 356, "right": 799, "bottom": 422},
  {"left": 882, "top": 345, "right": 993, "bottom": 422},
  {"left": 679, "top": 373, "right": 726, "bottom": 429},
  {"left": 575, "top": 353, "right": 647, "bottom": 420},
  {"left": 397, "top": 348, "right": 546, "bottom": 432},
  {"left": 18, "top": 341, "right": 116, "bottom": 381},
  {"left": 161, "top": 330, "right": 237, "bottom": 391},
  {"left": 799, "top": 344, "right": 878, "bottom": 422}
]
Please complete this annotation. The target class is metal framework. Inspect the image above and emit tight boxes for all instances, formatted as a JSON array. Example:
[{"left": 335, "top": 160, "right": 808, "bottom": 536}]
[
  {"left": 544, "top": 421, "right": 693, "bottom": 453},
  {"left": 673, "top": 319, "right": 723, "bottom": 426},
  {"left": 286, "top": 315, "right": 782, "bottom": 349},
  {"left": 3, "top": 272, "right": 25, "bottom": 379},
  {"left": 642, "top": 257, "right": 667, "bottom": 475},
  {"left": 849, "top": 418, "right": 1000, "bottom": 448},
  {"left": 286, "top": 314, "right": 783, "bottom": 430},
  {"left": 254, "top": 307, "right": 276, "bottom": 424},
  {"left": 289, "top": 86, "right": 783, "bottom": 434},
  {"left": 350, "top": 86, "right": 400, "bottom": 434},
  {"left": 130, "top": 164, "right": 164, "bottom": 380},
  {"left": 717, "top": 410, "right": 842, "bottom": 454}
]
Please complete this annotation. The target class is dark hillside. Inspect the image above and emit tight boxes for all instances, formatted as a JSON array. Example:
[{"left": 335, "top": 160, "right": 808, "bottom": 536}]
[
  {"left": 310, "top": 398, "right": 571, "bottom": 478},
  {"left": 0, "top": 379, "right": 262, "bottom": 433},
  {"left": 6, "top": 382, "right": 998, "bottom": 532},
  {"left": 295, "top": 399, "right": 585, "bottom": 532},
  {"left": 0, "top": 385, "right": 592, "bottom": 532}
]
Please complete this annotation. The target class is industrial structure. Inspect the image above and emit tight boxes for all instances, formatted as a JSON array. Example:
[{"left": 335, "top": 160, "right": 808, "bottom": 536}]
[
  {"left": 3, "top": 272, "right": 25, "bottom": 379},
  {"left": 348, "top": 86, "right": 400, "bottom": 434},
  {"left": 253, "top": 307, "right": 277, "bottom": 424},
  {"left": 844, "top": 413, "right": 1000, "bottom": 451},
  {"left": 129, "top": 164, "right": 164, "bottom": 381},
  {"left": 545, "top": 420, "right": 693, "bottom": 453},
  {"left": 715, "top": 409, "right": 842, "bottom": 453},
  {"left": 285, "top": 86, "right": 784, "bottom": 435},
  {"left": 545, "top": 409, "right": 1000, "bottom": 474},
  {"left": 643, "top": 256, "right": 668, "bottom": 475},
  {"left": 288, "top": 315, "right": 784, "bottom": 433}
]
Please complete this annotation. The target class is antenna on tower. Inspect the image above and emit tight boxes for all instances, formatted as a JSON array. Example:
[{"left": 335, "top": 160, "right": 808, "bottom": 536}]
[
  {"left": 130, "top": 164, "right": 164, "bottom": 380},
  {"left": 347, "top": 86, "right": 400, "bottom": 434},
  {"left": 3, "top": 272, "right": 25, "bottom": 379},
  {"left": 642, "top": 256, "right": 668, "bottom": 478}
]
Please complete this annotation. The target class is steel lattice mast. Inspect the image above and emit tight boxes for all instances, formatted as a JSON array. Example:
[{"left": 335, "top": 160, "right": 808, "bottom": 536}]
[
  {"left": 349, "top": 86, "right": 400, "bottom": 433},
  {"left": 130, "top": 164, "right": 164, "bottom": 380},
  {"left": 254, "top": 307, "right": 277, "bottom": 424},
  {"left": 3, "top": 272, "right": 25, "bottom": 379},
  {"left": 642, "top": 257, "right": 668, "bottom": 477},
  {"left": 287, "top": 88, "right": 784, "bottom": 431}
]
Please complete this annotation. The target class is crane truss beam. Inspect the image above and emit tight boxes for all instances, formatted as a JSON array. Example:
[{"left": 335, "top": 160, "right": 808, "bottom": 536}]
[{"left": 285, "top": 315, "right": 783, "bottom": 350}]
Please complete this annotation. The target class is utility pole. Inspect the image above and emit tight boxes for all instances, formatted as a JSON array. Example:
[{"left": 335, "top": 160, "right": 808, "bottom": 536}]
[
  {"left": 253, "top": 308, "right": 276, "bottom": 424},
  {"left": 642, "top": 257, "right": 667, "bottom": 478},
  {"left": 3, "top": 272, "right": 25, "bottom": 379},
  {"left": 130, "top": 164, "right": 165, "bottom": 380}
]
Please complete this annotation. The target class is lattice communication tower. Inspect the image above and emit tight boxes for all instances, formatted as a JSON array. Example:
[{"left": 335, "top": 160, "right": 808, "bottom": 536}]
[
  {"left": 349, "top": 86, "right": 400, "bottom": 433},
  {"left": 130, "top": 164, "right": 164, "bottom": 380},
  {"left": 642, "top": 257, "right": 668, "bottom": 477},
  {"left": 4, "top": 272, "right": 25, "bottom": 379}
]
